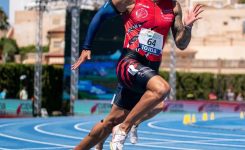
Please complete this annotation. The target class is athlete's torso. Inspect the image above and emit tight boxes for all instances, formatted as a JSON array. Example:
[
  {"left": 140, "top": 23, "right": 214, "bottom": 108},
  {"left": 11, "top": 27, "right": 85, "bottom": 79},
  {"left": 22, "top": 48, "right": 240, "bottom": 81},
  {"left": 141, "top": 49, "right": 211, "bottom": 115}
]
[{"left": 123, "top": 0, "right": 175, "bottom": 61}]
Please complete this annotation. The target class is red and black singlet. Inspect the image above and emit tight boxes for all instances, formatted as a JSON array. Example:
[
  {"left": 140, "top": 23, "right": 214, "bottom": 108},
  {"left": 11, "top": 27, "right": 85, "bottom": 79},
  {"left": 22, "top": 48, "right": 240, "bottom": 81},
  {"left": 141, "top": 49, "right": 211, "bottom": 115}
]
[{"left": 123, "top": 0, "right": 175, "bottom": 62}]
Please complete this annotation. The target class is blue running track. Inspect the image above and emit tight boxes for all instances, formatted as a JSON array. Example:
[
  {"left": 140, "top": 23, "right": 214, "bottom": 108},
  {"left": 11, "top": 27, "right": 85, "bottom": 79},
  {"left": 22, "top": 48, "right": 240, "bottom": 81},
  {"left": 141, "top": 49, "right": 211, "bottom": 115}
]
[{"left": 0, "top": 113, "right": 245, "bottom": 150}]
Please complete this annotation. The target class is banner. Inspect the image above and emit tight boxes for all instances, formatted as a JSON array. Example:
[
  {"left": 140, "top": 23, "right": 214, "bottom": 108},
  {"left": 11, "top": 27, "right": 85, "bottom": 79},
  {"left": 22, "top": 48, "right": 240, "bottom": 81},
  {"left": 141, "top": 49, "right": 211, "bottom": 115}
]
[
  {"left": 74, "top": 100, "right": 111, "bottom": 115},
  {"left": 164, "top": 100, "right": 245, "bottom": 113},
  {"left": 74, "top": 100, "right": 245, "bottom": 115},
  {"left": 0, "top": 99, "right": 32, "bottom": 117},
  {"left": 63, "top": 9, "right": 124, "bottom": 101}
]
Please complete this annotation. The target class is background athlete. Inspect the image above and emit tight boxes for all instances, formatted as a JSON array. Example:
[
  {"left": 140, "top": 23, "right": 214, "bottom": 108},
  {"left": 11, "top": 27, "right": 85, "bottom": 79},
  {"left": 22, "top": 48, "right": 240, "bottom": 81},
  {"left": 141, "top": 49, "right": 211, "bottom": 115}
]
[{"left": 72, "top": 0, "right": 204, "bottom": 149}]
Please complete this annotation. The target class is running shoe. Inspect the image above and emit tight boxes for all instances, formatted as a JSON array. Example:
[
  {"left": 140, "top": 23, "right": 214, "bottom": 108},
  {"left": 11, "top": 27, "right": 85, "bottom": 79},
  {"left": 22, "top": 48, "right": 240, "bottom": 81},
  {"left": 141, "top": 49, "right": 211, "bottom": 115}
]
[
  {"left": 94, "top": 146, "right": 101, "bottom": 150},
  {"left": 129, "top": 125, "right": 138, "bottom": 144},
  {"left": 110, "top": 124, "right": 127, "bottom": 150}
]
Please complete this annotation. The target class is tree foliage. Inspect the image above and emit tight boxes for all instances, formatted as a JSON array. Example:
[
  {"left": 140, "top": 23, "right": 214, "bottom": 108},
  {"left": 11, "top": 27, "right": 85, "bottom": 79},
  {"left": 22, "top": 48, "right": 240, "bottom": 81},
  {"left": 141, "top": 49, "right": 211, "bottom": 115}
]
[
  {"left": 238, "top": 0, "right": 245, "bottom": 3},
  {"left": 0, "top": 7, "right": 9, "bottom": 31},
  {"left": 19, "top": 45, "right": 49, "bottom": 55},
  {"left": 0, "top": 38, "right": 19, "bottom": 62}
]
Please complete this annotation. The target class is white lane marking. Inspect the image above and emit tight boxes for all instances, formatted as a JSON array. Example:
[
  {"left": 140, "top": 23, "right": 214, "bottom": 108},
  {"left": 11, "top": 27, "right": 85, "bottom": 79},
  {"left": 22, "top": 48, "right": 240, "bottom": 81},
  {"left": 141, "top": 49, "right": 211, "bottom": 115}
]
[
  {"left": 146, "top": 123, "right": 245, "bottom": 140},
  {"left": 148, "top": 120, "right": 245, "bottom": 137},
  {"left": 6, "top": 147, "right": 68, "bottom": 150},
  {"left": 130, "top": 143, "right": 201, "bottom": 150},
  {"left": 74, "top": 122, "right": 229, "bottom": 140},
  {"left": 140, "top": 141, "right": 245, "bottom": 148},
  {"left": 0, "top": 123, "right": 16, "bottom": 128},
  {"left": 0, "top": 148, "right": 10, "bottom": 150},
  {"left": 190, "top": 124, "right": 245, "bottom": 131},
  {"left": 0, "top": 133, "right": 73, "bottom": 148},
  {"left": 35, "top": 122, "right": 111, "bottom": 148},
  {"left": 139, "top": 129, "right": 231, "bottom": 140},
  {"left": 0, "top": 123, "right": 73, "bottom": 148},
  {"left": 74, "top": 122, "right": 91, "bottom": 132},
  {"left": 74, "top": 123, "right": 198, "bottom": 149},
  {"left": 34, "top": 123, "right": 82, "bottom": 140},
  {"left": 141, "top": 135, "right": 245, "bottom": 142},
  {"left": 75, "top": 121, "right": 245, "bottom": 148},
  {"left": 74, "top": 123, "right": 201, "bottom": 150}
]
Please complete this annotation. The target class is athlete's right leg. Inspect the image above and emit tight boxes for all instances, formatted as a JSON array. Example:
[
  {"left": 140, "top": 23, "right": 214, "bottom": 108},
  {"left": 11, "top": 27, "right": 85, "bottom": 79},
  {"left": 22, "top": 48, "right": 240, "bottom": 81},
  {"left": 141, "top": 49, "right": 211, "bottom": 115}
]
[
  {"left": 118, "top": 75, "right": 170, "bottom": 133},
  {"left": 95, "top": 102, "right": 165, "bottom": 146},
  {"left": 129, "top": 102, "right": 164, "bottom": 144},
  {"left": 94, "top": 136, "right": 107, "bottom": 150},
  {"left": 111, "top": 75, "right": 170, "bottom": 149},
  {"left": 74, "top": 105, "right": 129, "bottom": 150}
]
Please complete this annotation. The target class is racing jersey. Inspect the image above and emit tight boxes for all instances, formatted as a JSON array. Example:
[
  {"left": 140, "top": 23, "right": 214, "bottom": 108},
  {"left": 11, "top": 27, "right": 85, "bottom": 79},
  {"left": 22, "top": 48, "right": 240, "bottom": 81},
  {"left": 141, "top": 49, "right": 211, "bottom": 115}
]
[{"left": 123, "top": 0, "right": 175, "bottom": 61}]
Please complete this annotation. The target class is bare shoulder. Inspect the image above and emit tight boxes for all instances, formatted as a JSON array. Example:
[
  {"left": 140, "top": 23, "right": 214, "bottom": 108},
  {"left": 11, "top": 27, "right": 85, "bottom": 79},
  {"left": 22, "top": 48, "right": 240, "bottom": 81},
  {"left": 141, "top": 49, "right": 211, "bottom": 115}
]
[
  {"left": 112, "top": 0, "right": 135, "bottom": 13},
  {"left": 172, "top": 0, "right": 182, "bottom": 16}
]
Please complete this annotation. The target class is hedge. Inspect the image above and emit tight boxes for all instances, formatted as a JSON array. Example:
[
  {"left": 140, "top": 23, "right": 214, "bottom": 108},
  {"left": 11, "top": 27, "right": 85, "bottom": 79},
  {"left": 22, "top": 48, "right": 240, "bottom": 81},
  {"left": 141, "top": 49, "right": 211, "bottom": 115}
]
[
  {"left": 0, "top": 64, "right": 244, "bottom": 113},
  {"left": 155, "top": 71, "right": 244, "bottom": 100},
  {"left": 0, "top": 64, "right": 63, "bottom": 114}
]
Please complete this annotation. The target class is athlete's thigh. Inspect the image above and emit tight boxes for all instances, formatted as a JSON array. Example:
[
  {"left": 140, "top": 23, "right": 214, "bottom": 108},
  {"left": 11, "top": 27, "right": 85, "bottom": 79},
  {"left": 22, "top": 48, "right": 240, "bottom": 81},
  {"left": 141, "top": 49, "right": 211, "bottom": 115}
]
[
  {"left": 113, "top": 84, "right": 143, "bottom": 110},
  {"left": 146, "top": 75, "right": 170, "bottom": 92}
]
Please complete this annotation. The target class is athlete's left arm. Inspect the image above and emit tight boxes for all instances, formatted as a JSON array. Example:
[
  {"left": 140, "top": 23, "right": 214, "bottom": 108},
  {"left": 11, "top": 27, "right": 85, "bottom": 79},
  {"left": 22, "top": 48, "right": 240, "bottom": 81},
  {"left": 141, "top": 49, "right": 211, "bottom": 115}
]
[{"left": 171, "top": 2, "right": 204, "bottom": 50}]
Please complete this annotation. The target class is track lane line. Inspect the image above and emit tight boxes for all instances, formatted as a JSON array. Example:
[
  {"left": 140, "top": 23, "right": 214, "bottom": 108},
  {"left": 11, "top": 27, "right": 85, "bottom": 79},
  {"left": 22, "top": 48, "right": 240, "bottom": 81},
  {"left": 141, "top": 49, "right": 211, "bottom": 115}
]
[
  {"left": 148, "top": 120, "right": 245, "bottom": 137},
  {"left": 0, "top": 123, "right": 73, "bottom": 148}
]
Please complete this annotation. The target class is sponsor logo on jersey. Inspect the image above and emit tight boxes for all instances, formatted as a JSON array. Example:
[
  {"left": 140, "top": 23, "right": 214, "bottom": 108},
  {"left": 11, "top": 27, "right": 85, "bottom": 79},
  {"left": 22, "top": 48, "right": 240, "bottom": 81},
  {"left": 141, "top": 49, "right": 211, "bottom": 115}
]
[
  {"left": 161, "top": 12, "right": 174, "bottom": 22},
  {"left": 128, "top": 65, "right": 139, "bottom": 76},
  {"left": 127, "top": 21, "right": 147, "bottom": 33},
  {"left": 129, "top": 36, "right": 139, "bottom": 45},
  {"left": 136, "top": 8, "right": 149, "bottom": 19},
  {"left": 139, "top": 44, "right": 161, "bottom": 56},
  {"left": 163, "top": 9, "right": 173, "bottom": 14}
]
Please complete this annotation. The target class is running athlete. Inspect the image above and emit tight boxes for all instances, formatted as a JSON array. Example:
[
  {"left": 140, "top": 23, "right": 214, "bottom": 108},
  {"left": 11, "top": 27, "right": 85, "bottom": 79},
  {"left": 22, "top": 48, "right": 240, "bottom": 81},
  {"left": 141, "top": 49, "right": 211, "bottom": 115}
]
[{"left": 72, "top": 0, "right": 204, "bottom": 149}]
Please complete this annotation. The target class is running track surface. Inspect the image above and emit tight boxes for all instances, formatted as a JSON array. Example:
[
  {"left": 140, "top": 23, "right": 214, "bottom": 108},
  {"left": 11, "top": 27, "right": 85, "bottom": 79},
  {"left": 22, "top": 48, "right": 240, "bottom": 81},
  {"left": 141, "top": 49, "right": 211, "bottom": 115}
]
[{"left": 1, "top": 113, "right": 245, "bottom": 150}]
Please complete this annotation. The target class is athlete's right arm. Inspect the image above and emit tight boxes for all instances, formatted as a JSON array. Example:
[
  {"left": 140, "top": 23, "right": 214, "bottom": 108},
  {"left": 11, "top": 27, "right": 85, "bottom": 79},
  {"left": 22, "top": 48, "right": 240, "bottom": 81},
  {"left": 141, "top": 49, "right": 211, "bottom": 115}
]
[{"left": 72, "top": 0, "right": 122, "bottom": 70}]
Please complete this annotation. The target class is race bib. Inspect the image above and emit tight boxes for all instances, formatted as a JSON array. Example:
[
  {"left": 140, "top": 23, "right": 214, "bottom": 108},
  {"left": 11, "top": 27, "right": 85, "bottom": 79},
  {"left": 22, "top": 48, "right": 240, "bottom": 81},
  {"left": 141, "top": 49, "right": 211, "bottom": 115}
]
[{"left": 138, "top": 28, "right": 164, "bottom": 56}]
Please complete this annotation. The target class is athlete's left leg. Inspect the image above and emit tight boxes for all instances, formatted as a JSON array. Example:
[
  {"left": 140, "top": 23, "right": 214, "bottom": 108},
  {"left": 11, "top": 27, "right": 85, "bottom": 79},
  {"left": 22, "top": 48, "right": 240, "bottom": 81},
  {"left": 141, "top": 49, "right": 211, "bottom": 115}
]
[
  {"left": 135, "top": 101, "right": 164, "bottom": 126},
  {"left": 94, "top": 102, "right": 165, "bottom": 147}
]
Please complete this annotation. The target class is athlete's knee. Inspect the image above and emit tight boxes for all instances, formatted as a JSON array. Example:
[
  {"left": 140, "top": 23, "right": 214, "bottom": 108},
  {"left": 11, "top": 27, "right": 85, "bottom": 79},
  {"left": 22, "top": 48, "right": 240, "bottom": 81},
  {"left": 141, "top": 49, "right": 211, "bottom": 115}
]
[
  {"left": 152, "top": 81, "right": 170, "bottom": 101},
  {"left": 155, "top": 102, "right": 165, "bottom": 110},
  {"left": 105, "top": 115, "right": 123, "bottom": 128}
]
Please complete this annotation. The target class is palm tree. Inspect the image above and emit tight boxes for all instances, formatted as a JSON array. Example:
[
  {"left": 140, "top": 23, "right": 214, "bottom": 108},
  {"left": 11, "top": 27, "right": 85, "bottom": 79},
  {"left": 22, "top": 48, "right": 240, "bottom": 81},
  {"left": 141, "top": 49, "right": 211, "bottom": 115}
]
[
  {"left": 0, "top": 7, "right": 9, "bottom": 31},
  {"left": 0, "top": 38, "right": 19, "bottom": 63},
  {"left": 0, "top": 7, "right": 18, "bottom": 63}
]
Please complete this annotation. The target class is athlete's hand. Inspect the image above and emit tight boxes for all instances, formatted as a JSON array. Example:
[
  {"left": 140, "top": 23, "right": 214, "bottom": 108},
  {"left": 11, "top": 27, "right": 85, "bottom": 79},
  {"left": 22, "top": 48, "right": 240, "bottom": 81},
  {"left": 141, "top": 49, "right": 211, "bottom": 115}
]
[
  {"left": 71, "top": 50, "right": 91, "bottom": 70},
  {"left": 183, "top": 4, "right": 204, "bottom": 27}
]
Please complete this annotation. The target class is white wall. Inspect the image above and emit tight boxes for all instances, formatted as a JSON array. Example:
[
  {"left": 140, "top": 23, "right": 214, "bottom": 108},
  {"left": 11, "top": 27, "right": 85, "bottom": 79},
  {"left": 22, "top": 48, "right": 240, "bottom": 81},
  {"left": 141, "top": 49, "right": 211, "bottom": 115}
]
[{"left": 9, "top": 0, "right": 33, "bottom": 25}]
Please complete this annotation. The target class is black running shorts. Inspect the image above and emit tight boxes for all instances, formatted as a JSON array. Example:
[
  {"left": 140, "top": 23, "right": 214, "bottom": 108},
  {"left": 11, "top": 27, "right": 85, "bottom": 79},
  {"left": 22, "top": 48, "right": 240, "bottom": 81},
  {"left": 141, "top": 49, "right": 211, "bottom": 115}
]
[{"left": 114, "top": 49, "right": 161, "bottom": 110}]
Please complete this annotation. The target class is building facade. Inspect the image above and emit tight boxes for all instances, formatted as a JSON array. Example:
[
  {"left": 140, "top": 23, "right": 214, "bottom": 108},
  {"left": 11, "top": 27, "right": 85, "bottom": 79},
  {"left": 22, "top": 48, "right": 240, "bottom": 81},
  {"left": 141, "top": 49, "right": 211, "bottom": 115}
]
[{"left": 9, "top": 0, "right": 245, "bottom": 73}]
